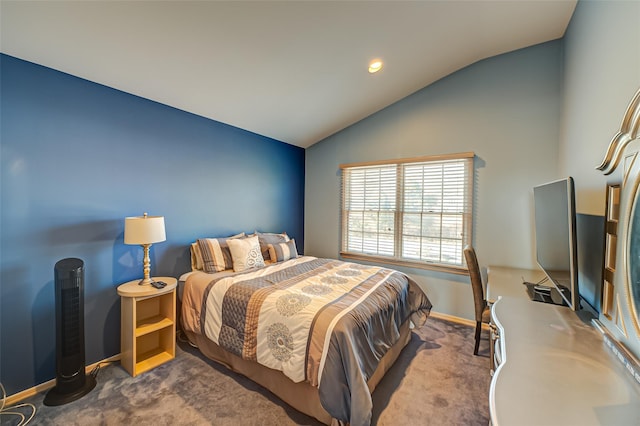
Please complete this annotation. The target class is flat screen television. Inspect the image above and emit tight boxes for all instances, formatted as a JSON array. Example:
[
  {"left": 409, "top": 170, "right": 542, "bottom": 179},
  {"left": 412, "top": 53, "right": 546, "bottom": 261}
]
[{"left": 533, "top": 177, "right": 579, "bottom": 311}]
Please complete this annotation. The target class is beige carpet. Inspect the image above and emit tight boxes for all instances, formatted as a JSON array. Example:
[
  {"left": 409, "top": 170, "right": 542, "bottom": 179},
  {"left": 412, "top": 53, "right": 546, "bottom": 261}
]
[{"left": 10, "top": 317, "right": 490, "bottom": 425}]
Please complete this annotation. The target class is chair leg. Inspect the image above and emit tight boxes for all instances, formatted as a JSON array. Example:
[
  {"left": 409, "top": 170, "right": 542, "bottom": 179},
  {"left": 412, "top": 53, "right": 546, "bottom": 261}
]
[{"left": 474, "top": 321, "right": 482, "bottom": 355}]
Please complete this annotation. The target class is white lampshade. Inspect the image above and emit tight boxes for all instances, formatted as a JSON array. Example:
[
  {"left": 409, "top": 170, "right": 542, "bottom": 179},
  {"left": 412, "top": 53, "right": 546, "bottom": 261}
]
[{"left": 124, "top": 213, "right": 166, "bottom": 245}]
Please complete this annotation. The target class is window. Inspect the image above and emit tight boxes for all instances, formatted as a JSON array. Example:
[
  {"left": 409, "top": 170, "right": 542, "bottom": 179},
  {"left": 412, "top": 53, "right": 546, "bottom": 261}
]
[{"left": 340, "top": 152, "right": 474, "bottom": 273}]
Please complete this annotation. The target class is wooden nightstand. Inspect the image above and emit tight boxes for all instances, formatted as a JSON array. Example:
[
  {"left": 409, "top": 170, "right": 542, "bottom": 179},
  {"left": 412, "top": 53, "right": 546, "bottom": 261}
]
[{"left": 117, "top": 276, "right": 177, "bottom": 377}]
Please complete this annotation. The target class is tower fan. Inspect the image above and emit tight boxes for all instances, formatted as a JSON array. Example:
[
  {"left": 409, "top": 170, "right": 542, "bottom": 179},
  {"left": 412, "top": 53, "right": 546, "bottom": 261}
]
[{"left": 44, "top": 258, "right": 96, "bottom": 406}]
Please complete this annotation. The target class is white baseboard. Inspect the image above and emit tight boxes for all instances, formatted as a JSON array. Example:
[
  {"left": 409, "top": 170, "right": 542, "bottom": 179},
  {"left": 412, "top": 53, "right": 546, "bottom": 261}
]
[{"left": 4, "top": 354, "right": 121, "bottom": 406}]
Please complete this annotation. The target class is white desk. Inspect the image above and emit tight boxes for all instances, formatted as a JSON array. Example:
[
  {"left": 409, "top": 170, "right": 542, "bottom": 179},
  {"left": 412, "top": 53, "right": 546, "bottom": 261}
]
[
  {"left": 487, "top": 266, "right": 640, "bottom": 426},
  {"left": 486, "top": 265, "right": 546, "bottom": 302}
]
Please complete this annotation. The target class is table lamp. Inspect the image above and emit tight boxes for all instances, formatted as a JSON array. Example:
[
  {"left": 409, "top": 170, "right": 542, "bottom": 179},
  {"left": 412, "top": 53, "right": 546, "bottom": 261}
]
[{"left": 124, "top": 213, "right": 166, "bottom": 285}]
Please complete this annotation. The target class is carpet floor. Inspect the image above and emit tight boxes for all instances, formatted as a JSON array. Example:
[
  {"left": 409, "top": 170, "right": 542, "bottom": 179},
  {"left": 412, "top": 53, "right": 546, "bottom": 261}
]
[{"left": 7, "top": 317, "right": 491, "bottom": 425}]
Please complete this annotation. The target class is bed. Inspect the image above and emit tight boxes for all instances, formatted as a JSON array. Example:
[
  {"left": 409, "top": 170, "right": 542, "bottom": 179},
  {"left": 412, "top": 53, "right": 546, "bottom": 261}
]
[{"left": 179, "top": 233, "right": 432, "bottom": 426}]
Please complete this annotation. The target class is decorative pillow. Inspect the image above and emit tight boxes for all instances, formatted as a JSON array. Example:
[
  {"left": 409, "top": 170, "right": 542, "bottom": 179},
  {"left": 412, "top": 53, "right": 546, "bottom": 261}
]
[
  {"left": 251, "top": 231, "right": 290, "bottom": 261},
  {"left": 190, "top": 242, "right": 204, "bottom": 271},
  {"left": 197, "top": 232, "right": 245, "bottom": 273},
  {"left": 268, "top": 239, "right": 298, "bottom": 263},
  {"left": 227, "top": 235, "right": 265, "bottom": 272}
]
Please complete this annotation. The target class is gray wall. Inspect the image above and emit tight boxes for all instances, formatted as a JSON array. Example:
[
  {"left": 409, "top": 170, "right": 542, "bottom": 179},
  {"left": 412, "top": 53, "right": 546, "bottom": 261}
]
[
  {"left": 305, "top": 0, "right": 640, "bottom": 322},
  {"left": 305, "top": 42, "right": 563, "bottom": 319},
  {"left": 560, "top": 0, "right": 640, "bottom": 362},
  {"left": 559, "top": 0, "right": 640, "bottom": 213}
]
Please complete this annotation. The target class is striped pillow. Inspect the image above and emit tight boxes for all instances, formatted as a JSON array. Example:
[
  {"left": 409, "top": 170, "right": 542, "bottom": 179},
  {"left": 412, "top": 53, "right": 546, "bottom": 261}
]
[
  {"left": 251, "top": 231, "right": 290, "bottom": 261},
  {"left": 190, "top": 242, "right": 204, "bottom": 271},
  {"left": 267, "top": 239, "right": 298, "bottom": 263},
  {"left": 197, "top": 233, "right": 245, "bottom": 272}
]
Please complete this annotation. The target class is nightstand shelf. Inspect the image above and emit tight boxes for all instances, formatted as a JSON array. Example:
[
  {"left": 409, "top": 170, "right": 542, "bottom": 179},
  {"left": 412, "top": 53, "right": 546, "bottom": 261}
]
[
  {"left": 135, "top": 349, "right": 174, "bottom": 375},
  {"left": 135, "top": 316, "right": 174, "bottom": 336},
  {"left": 118, "top": 277, "right": 177, "bottom": 377}
]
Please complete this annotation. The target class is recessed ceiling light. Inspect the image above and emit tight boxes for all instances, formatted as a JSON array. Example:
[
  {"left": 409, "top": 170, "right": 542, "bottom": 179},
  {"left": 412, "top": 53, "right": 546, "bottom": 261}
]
[{"left": 368, "top": 59, "right": 383, "bottom": 74}]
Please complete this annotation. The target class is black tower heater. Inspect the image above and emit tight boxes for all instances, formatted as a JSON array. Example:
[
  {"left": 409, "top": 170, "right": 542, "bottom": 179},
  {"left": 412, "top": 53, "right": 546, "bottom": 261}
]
[{"left": 43, "top": 258, "right": 96, "bottom": 406}]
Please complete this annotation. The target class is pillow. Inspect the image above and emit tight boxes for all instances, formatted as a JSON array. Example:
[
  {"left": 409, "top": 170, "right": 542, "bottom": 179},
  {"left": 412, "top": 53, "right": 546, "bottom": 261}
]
[
  {"left": 190, "top": 242, "right": 204, "bottom": 271},
  {"left": 251, "top": 231, "right": 290, "bottom": 261},
  {"left": 197, "top": 232, "right": 245, "bottom": 273},
  {"left": 227, "top": 235, "right": 265, "bottom": 272},
  {"left": 268, "top": 239, "right": 298, "bottom": 263}
]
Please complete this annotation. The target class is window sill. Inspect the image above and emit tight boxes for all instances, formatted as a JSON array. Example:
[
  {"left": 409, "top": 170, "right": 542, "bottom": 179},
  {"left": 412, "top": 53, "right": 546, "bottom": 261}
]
[{"left": 339, "top": 252, "right": 469, "bottom": 275}]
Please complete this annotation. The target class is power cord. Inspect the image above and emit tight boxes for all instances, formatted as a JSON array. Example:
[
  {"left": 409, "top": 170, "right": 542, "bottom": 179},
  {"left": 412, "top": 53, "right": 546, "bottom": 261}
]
[
  {"left": 177, "top": 329, "right": 198, "bottom": 348},
  {"left": 0, "top": 382, "right": 36, "bottom": 425},
  {"left": 90, "top": 361, "right": 115, "bottom": 379},
  {"left": 1, "top": 360, "right": 112, "bottom": 425}
]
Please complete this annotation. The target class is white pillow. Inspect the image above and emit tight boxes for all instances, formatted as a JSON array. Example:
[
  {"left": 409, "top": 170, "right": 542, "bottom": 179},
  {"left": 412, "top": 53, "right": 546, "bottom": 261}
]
[{"left": 227, "top": 235, "right": 265, "bottom": 272}]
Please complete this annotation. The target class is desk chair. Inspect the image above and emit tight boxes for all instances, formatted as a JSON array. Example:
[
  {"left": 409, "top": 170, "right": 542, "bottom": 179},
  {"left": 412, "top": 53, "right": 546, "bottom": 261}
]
[{"left": 464, "top": 245, "right": 491, "bottom": 355}]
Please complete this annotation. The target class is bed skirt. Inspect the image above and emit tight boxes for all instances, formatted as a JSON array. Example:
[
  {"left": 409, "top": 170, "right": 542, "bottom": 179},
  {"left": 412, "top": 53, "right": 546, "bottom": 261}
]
[{"left": 184, "top": 320, "right": 412, "bottom": 425}]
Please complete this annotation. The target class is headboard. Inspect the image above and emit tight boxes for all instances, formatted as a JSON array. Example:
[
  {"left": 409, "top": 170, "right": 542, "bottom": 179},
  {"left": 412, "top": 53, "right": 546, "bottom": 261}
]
[{"left": 597, "top": 88, "right": 640, "bottom": 368}]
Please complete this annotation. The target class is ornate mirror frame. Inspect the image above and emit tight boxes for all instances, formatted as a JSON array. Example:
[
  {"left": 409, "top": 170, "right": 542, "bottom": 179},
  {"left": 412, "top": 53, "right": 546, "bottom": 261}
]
[{"left": 597, "top": 88, "right": 640, "bottom": 362}]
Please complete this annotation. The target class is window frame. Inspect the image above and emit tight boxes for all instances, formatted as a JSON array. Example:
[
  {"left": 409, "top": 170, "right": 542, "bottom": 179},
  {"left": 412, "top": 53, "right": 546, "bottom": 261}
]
[{"left": 339, "top": 152, "right": 474, "bottom": 275}]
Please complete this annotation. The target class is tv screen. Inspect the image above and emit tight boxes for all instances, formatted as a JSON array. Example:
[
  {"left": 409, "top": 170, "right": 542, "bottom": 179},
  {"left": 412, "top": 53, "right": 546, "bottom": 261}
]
[
  {"left": 533, "top": 177, "right": 579, "bottom": 310},
  {"left": 576, "top": 213, "right": 604, "bottom": 314}
]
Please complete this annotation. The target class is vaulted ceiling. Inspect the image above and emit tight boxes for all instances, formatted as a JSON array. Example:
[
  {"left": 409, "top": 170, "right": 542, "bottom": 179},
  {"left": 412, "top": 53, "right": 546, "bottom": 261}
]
[{"left": 1, "top": 1, "right": 577, "bottom": 148}]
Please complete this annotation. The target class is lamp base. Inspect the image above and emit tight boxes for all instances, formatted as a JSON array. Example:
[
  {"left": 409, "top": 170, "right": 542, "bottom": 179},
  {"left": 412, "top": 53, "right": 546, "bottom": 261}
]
[
  {"left": 138, "top": 243, "right": 154, "bottom": 285},
  {"left": 138, "top": 277, "right": 154, "bottom": 286}
]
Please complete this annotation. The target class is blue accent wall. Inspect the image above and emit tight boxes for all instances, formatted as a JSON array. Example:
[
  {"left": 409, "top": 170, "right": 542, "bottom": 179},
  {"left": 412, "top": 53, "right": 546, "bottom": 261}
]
[{"left": 0, "top": 54, "right": 305, "bottom": 395}]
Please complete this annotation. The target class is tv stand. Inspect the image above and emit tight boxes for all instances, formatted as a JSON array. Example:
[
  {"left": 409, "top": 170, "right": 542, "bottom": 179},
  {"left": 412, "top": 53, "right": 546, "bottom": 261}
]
[{"left": 487, "top": 266, "right": 640, "bottom": 425}]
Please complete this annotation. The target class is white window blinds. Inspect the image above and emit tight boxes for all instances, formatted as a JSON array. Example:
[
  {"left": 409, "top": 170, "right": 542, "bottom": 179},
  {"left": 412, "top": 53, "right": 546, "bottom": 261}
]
[
  {"left": 343, "top": 165, "right": 397, "bottom": 256},
  {"left": 341, "top": 153, "right": 474, "bottom": 272}
]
